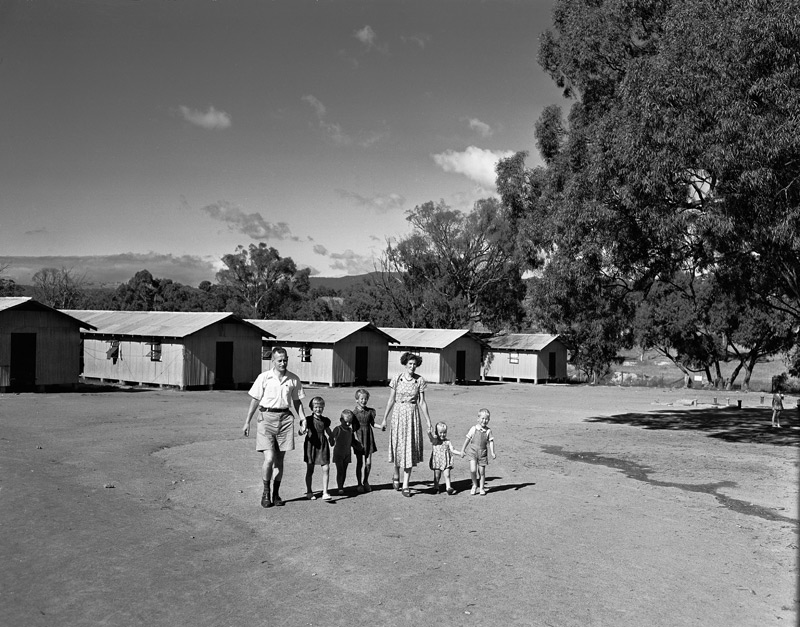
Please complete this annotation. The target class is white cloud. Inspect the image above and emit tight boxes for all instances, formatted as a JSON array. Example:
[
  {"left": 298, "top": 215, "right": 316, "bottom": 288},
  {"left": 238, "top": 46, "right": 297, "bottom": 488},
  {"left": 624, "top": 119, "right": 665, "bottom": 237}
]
[
  {"left": 335, "top": 189, "right": 406, "bottom": 214},
  {"left": 328, "top": 249, "right": 377, "bottom": 275},
  {"left": 466, "top": 117, "right": 493, "bottom": 137},
  {"left": 301, "top": 95, "right": 326, "bottom": 118},
  {"left": 401, "top": 33, "right": 430, "bottom": 49},
  {"left": 178, "top": 105, "right": 231, "bottom": 130},
  {"left": 313, "top": 244, "right": 329, "bottom": 255},
  {"left": 355, "top": 25, "right": 377, "bottom": 47},
  {"left": 431, "top": 146, "right": 514, "bottom": 189},
  {"left": 200, "top": 200, "right": 298, "bottom": 241},
  {"left": 302, "top": 95, "right": 384, "bottom": 147}
]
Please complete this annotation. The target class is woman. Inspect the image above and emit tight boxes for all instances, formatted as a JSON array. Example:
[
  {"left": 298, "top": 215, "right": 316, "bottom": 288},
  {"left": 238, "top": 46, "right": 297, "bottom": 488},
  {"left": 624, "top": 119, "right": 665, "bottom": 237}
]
[{"left": 380, "top": 352, "right": 433, "bottom": 497}]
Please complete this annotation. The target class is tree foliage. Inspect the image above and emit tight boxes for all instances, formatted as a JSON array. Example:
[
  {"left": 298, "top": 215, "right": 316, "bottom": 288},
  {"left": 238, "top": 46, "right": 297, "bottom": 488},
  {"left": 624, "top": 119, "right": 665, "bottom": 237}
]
[
  {"left": 32, "top": 267, "right": 88, "bottom": 309},
  {"left": 375, "top": 199, "right": 527, "bottom": 330},
  {"left": 500, "top": 0, "right": 800, "bottom": 379},
  {"left": 216, "top": 243, "right": 310, "bottom": 319}
]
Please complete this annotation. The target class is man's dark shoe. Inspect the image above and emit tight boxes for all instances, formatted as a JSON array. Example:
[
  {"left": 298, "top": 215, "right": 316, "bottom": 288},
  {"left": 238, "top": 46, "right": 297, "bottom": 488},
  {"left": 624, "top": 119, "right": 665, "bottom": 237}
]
[{"left": 261, "top": 483, "right": 273, "bottom": 508}]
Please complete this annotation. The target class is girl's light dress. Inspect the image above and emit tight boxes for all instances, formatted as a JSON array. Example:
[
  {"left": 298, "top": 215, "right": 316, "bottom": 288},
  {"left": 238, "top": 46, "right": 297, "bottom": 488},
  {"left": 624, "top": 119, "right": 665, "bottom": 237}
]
[
  {"left": 388, "top": 374, "right": 427, "bottom": 468},
  {"left": 429, "top": 436, "right": 456, "bottom": 471}
]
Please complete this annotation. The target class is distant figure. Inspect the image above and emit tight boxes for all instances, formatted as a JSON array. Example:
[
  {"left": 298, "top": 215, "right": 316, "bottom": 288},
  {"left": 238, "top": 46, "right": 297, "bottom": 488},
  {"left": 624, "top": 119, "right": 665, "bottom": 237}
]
[
  {"left": 352, "top": 389, "right": 378, "bottom": 493},
  {"left": 243, "top": 346, "right": 307, "bottom": 508},
  {"left": 330, "top": 409, "right": 362, "bottom": 495},
  {"left": 428, "top": 421, "right": 462, "bottom": 495},
  {"left": 303, "top": 397, "right": 333, "bottom": 501},
  {"left": 380, "top": 352, "right": 433, "bottom": 497},
  {"left": 771, "top": 391, "right": 784, "bottom": 428},
  {"left": 461, "top": 408, "right": 496, "bottom": 496}
]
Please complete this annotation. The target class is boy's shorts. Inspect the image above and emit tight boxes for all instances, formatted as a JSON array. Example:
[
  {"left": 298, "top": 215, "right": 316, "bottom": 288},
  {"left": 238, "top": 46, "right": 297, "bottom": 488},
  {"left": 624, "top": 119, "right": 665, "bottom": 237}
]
[{"left": 256, "top": 410, "right": 295, "bottom": 453}]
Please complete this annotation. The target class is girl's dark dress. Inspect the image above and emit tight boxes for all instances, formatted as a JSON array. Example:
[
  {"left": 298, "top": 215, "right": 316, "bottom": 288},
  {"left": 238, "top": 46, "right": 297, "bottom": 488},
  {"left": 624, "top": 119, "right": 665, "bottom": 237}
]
[
  {"left": 304, "top": 414, "right": 331, "bottom": 465},
  {"left": 353, "top": 406, "right": 378, "bottom": 457}
]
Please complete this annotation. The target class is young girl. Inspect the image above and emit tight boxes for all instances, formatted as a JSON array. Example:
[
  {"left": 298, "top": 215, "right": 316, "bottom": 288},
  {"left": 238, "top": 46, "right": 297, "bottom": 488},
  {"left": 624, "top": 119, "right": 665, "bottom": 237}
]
[
  {"left": 428, "top": 422, "right": 462, "bottom": 495},
  {"left": 772, "top": 390, "right": 784, "bottom": 428},
  {"left": 352, "top": 389, "right": 378, "bottom": 493},
  {"left": 330, "top": 409, "right": 362, "bottom": 495},
  {"left": 303, "top": 397, "right": 333, "bottom": 500},
  {"left": 461, "top": 408, "right": 496, "bottom": 496}
]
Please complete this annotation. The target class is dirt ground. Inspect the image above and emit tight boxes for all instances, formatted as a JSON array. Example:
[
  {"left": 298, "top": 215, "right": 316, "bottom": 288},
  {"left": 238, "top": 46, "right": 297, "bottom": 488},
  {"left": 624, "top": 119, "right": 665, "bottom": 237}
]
[{"left": 1, "top": 383, "right": 798, "bottom": 627}]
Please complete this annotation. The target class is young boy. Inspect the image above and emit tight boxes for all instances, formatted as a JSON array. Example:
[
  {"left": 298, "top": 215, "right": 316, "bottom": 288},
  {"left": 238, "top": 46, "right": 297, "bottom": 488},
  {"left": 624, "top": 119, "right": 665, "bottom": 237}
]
[{"left": 461, "top": 408, "right": 496, "bottom": 496}]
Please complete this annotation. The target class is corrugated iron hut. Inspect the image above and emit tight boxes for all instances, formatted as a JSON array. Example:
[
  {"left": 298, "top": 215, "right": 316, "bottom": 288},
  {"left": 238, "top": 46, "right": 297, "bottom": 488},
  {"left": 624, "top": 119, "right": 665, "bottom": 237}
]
[
  {"left": 380, "top": 327, "right": 485, "bottom": 384},
  {"left": 483, "top": 333, "right": 567, "bottom": 383},
  {"left": 0, "top": 297, "right": 95, "bottom": 392},
  {"left": 63, "top": 310, "right": 271, "bottom": 390},
  {"left": 248, "top": 320, "right": 397, "bottom": 387}
]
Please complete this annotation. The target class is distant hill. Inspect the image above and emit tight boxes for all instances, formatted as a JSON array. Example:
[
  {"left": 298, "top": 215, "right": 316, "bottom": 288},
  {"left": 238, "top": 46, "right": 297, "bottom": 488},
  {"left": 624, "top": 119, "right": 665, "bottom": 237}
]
[{"left": 309, "top": 272, "right": 384, "bottom": 293}]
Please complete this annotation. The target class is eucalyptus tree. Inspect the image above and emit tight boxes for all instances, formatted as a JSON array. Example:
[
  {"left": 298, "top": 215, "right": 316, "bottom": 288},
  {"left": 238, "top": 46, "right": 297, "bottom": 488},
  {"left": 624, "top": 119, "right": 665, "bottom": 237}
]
[{"left": 499, "top": 0, "right": 800, "bottom": 375}]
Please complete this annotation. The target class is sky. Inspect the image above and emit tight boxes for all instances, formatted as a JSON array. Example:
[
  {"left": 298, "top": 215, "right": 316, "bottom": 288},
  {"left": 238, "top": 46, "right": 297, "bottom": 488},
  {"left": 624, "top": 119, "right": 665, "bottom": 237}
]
[{"left": 0, "top": 0, "right": 566, "bottom": 286}]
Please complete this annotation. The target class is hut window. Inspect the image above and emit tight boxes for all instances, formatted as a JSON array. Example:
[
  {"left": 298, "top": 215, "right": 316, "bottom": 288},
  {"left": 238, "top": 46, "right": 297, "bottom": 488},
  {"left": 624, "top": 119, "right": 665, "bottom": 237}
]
[
  {"left": 508, "top": 352, "right": 519, "bottom": 365},
  {"left": 106, "top": 340, "right": 120, "bottom": 360},
  {"left": 300, "top": 346, "right": 312, "bottom": 362},
  {"left": 262, "top": 347, "right": 272, "bottom": 361},
  {"left": 148, "top": 342, "right": 162, "bottom": 362}
]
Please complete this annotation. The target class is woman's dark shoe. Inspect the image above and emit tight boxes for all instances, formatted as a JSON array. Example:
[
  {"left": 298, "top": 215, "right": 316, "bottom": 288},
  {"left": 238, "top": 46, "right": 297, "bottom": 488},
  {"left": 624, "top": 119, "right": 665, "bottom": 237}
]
[
  {"left": 446, "top": 487, "right": 456, "bottom": 495},
  {"left": 402, "top": 489, "right": 411, "bottom": 497},
  {"left": 392, "top": 480, "right": 401, "bottom": 491}
]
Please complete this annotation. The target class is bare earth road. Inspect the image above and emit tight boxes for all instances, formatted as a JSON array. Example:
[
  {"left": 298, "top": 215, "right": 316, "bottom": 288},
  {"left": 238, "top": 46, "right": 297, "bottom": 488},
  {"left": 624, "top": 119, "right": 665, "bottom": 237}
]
[{"left": 1, "top": 384, "right": 797, "bottom": 627}]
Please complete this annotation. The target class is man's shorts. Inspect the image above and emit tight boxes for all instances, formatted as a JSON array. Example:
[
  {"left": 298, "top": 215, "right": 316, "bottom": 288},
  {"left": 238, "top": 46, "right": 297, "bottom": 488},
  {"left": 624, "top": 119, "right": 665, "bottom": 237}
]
[{"left": 256, "top": 409, "right": 295, "bottom": 453}]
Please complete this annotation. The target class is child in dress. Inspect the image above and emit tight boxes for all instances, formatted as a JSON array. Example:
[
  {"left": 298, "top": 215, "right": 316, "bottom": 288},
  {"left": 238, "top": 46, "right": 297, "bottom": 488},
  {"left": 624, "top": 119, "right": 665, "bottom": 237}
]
[
  {"left": 330, "top": 409, "right": 363, "bottom": 495},
  {"left": 428, "top": 421, "right": 462, "bottom": 495},
  {"left": 352, "top": 389, "right": 378, "bottom": 493},
  {"left": 461, "top": 408, "right": 496, "bottom": 496},
  {"left": 772, "top": 390, "right": 784, "bottom": 427},
  {"left": 303, "top": 397, "right": 333, "bottom": 500}
]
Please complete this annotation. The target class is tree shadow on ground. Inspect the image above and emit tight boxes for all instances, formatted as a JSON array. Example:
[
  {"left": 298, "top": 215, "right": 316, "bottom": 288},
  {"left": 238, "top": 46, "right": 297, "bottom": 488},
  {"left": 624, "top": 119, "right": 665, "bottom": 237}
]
[{"left": 586, "top": 406, "right": 800, "bottom": 447}]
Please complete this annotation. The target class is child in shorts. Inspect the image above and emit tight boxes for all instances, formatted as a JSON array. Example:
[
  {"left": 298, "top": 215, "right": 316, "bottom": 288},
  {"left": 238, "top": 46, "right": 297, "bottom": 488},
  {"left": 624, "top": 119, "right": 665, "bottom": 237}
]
[{"left": 461, "top": 408, "right": 496, "bottom": 496}]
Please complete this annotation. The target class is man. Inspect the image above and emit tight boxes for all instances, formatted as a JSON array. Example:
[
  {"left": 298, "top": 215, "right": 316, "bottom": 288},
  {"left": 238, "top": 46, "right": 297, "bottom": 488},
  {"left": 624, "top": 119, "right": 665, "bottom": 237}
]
[{"left": 243, "top": 347, "right": 307, "bottom": 508}]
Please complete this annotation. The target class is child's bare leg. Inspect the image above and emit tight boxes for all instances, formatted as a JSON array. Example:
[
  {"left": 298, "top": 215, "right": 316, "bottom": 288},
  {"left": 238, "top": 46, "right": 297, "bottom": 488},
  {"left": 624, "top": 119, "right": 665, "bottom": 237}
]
[
  {"left": 321, "top": 464, "right": 330, "bottom": 496},
  {"left": 433, "top": 469, "right": 441, "bottom": 492},
  {"left": 444, "top": 468, "right": 452, "bottom": 490},
  {"left": 363, "top": 455, "right": 372, "bottom": 487},
  {"left": 478, "top": 465, "right": 486, "bottom": 492},
  {"left": 355, "top": 453, "right": 364, "bottom": 486},
  {"left": 305, "top": 463, "right": 315, "bottom": 494},
  {"left": 469, "top": 460, "right": 479, "bottom": 492}
]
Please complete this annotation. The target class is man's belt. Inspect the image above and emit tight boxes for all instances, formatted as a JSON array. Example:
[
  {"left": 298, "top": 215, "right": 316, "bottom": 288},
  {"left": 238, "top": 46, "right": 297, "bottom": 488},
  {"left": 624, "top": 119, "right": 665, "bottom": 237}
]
[{"left": 260, "top": 407, "right": 290, "bottom": 412}]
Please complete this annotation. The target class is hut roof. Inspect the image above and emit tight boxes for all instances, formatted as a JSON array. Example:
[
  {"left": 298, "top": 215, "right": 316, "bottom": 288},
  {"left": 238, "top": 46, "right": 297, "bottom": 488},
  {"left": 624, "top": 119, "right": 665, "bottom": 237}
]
[
  {"left": 379, "top": 327, "right": 484, "bottom": 350},
  {"left": 61, "top": 310, "right": 271, "bottom": 339},
  {"left": 1, "top": 297, "right": 96, "bottom": 329},
  {"left": 248, "top": 320, "right": 397, "bottom": 344},
  {"left": 486, "top": 333, "right": 561, "bottom": 351}
]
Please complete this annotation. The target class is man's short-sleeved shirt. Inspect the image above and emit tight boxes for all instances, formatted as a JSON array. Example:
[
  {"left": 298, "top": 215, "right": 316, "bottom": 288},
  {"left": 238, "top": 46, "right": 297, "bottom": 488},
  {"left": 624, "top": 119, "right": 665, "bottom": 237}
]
[{"left": 248, "top": 368, "right": 305, "bottom": 409}]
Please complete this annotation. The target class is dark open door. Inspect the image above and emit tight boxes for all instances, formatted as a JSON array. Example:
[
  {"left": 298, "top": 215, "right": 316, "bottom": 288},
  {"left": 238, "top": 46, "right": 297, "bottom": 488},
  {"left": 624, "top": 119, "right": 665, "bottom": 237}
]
[
  {"left": 215, "top": 341, "right": 234, "bottom": 389},
  {"left": 10, "top": 333, "right": 37, "bottom": 390},
  {"left": 354, "top": 346, "right": 368, "bottom": 384},
  {"left": 548, "top": 352, "right": 557, "bottom": 379},
  {"left": 456, "top": 350, "right": 466, "bottom": 382}
]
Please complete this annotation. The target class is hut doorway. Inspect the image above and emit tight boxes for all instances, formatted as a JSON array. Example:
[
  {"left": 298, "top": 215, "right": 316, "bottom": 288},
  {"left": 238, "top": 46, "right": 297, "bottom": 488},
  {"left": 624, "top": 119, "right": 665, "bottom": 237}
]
[
  {"left": 456, "top": 350, "right": 466, "bottom": 382},
  {"left": 548, "top": 352, "right": 556, "bottom": 379},
  {"left": 354, "top": 346, "right": 368, "bottom": 384},
  {"left": 215, "top": 341, "right": 234, "bottom": 389},
  {"left": 10, "top": 333, "right": 37, "bottom": 390}
]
